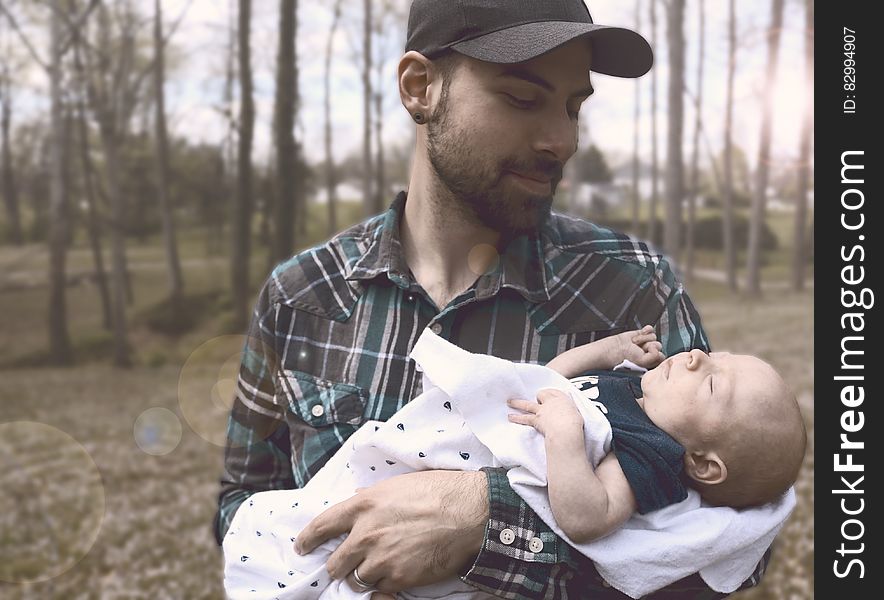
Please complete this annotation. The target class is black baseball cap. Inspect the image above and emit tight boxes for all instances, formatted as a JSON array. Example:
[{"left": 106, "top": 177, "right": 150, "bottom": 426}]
[{"left": 406, "top": 0, "right": 653, "bottom": 78}]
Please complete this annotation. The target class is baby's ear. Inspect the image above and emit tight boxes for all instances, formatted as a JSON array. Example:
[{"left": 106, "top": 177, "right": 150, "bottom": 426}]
[{"left": 684, "top": 451, "right": 727, "bottom": 485}]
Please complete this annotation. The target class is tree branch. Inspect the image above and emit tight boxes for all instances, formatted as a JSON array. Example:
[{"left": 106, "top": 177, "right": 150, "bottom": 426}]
[
  {"left": 57, "top": 0, "right": 102, "bottom": 56},
  {"left": 0, "top": 1, "right": 50, "bottom": 71}
]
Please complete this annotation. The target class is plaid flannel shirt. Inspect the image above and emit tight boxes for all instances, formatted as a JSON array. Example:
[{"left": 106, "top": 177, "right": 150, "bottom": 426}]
[{"left": 215, "top": 192, "right": 768, "bottom": 598}]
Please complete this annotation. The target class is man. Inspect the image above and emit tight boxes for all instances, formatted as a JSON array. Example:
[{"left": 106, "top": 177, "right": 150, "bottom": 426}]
[{"left": 215, "top": 1, "right": 771, "bottom": 598}]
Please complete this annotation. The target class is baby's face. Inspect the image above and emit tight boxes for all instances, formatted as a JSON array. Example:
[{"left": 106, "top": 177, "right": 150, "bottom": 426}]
[{"left": 639, "top": 350, "right": 785, "bottom": 451}]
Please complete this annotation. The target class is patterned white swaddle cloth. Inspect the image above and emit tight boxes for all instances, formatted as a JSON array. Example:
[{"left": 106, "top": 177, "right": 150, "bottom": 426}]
[{"left": 223, "top": 329, "right": 795, "bottom": 599}]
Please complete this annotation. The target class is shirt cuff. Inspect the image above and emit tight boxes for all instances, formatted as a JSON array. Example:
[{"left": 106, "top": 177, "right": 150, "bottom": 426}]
[{"left": 460, "top": 467, "right": 561, "bottom": 593}]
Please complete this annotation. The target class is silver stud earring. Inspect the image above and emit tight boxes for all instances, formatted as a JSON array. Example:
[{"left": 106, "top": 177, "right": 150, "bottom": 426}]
[{"left": 413, "top": 112, "right": 425, "bottom": 124}]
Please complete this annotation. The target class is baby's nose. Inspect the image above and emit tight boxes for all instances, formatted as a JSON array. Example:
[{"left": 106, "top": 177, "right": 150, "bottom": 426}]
[{"left": 686, "top": 348, "right": 708, "bottom": 370}]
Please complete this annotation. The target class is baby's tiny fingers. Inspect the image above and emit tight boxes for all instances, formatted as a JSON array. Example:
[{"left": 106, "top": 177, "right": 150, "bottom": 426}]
[
  {"left": 508, "top": 413, "right": 535, "bottom": 426},
  {"left": 506, "top": 398, "right": 537, "bottom": 413}
]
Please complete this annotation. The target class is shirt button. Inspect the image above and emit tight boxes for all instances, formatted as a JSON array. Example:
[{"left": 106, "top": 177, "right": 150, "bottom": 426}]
[
  {"left": 529, "top": 537, "right": 543, "bottom": 553},
  {"left": 311, "top": 404, "right": 325, "bottom": 418},
  {"left": 499, "top": 528, "right": 515, "bottom": 545},
  {"left": 430, "top": 323, "right": 443, "bottom": 335}
]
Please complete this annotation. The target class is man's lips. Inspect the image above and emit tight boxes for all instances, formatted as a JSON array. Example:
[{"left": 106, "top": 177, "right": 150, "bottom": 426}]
[
  {"left": 509, "top": 170, "right": 552, "bottom": 184},
  {"left": 507, "top": 170, "right": 553, "bottom": 192}
]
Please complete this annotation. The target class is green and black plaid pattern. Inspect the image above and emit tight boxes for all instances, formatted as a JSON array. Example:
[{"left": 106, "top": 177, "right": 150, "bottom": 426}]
[{"left": 214, "top": 192, "right": 742, "bottom": 598}]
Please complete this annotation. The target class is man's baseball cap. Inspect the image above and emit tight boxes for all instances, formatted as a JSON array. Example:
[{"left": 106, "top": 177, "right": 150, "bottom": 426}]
[{"left": 406, "top": 0, "right": 653, "bottom": 78}]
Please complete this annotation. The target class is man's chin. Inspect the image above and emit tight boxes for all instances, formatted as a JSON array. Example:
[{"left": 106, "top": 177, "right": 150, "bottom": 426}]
[{"left": 490, "top": 203, "right": 551, "bottom": 237}]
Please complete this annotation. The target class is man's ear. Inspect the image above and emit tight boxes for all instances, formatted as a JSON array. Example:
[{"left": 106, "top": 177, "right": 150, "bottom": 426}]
[
  {"left": 684, "top": 451, "right": 727, "bottom": 485},
  {"left": 398, "top": 51, "right": 434, "bottom": 119}
]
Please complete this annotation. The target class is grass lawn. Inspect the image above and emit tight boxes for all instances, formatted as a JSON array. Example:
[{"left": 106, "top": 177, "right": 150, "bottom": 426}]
[{"left": 0, "top": 219, "right": 813, "bottom": 599}]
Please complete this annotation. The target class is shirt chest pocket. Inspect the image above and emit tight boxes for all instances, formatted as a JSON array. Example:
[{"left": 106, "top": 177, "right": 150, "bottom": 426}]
[{"left": 277, "top": 370, "right": 368, "bottom": 427}]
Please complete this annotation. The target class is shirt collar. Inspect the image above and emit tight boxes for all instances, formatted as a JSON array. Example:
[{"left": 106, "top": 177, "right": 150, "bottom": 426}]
[{"left": 346, "top": 191, "right": 551, "bottom": 303}]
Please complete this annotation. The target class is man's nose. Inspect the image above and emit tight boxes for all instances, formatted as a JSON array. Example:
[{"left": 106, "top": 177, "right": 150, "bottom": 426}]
[{"left": 531, "top": 112, "right": 578, "bottom": 164}]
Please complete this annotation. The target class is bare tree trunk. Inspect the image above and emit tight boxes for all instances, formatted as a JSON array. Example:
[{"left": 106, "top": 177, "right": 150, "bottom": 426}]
[
  {"left": 746, "top": 0, "right": 785, "bottom": 296},
  {"left": 1, "top": 75, "right": 23, "bottom": 245},
  {"left": 324, "top": 0, "right": 342, "bottom": 236},
  {"left": 722, "top": 0, "right": 738, "bottom": 291},
  {"left": 100, "top": 129, "right": 131, "bottom": 366},
  {"left": 646, "top": 0, "right": 659, "bottom": 244},
  {"left": 631, "top": 0, "right": 642, "bottom": 235},
  {"left": 664, "top": 0, "right": 685, "bottom": 260},
  {"left": 232, "top": 0, "right": 254, "bottom": 332},
  {"left": 47, "top": 0, "right": 72, "bottom": 365},
  {"left": 154, "top": 0, "right": 184, "bottom": 305},
  {"left": 75, "top": 95, "right": 112, "bottom": 331},
  {"left": 373, "top": 89, "right": 385, "bottom": 213},
  {"left": 792, "top": 0, "right": 813, "bottom": 290},
  {"left": 220, "top": 0, "right": 237, "bottom": 257},
  {"left": 685, "top": 0, "right": 705, "bottom": 283},
  {"left": 362, "top": 0, "right": 374, "bottom": 217},
  {"left": 273, "top": 0, "right": 297, "bottom": 264},
  {"left": 70, "top": 12, "right": 113, "bottom": 330}
]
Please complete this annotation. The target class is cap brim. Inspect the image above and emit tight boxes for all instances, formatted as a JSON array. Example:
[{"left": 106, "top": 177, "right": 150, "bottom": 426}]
[{"left": 451, "top": 21, "right": 653, "bottom": 78}]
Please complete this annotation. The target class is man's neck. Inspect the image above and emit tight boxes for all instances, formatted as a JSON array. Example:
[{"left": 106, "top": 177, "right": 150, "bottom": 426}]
[{"left": 401, "top": 161, "right": 501, "bottom": 310}]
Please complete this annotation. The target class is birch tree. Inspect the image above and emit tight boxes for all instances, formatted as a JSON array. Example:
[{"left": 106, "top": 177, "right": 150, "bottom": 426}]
[
  {"left": 684, "top": 0, "right": 705, "bottom": 282},
  {"left": 791, "top": 0, "right": 813, "bottom": 290},
  {"left": 153, "top": 0, "right": 184, "bottom": 306},
  {"left": 323, "top": 0, "right": 343, "bottom": 236},
  {"left": 746, "top": 0, "right": 785, "bottom": 295},
  {"left": 231, "top": 0, "right": 254, "bottom": 331},
  {"left": 722, "top": 0, "right": 738, "bottom": 291},
  {"left": 646, "top": 0, "right": 659, "bottom": 243},
  {"left": 663, "top": 0, "right": 685, "bottom": 259},
  {"left": 273, "top": 0, "right": 298, "bottom": 264},
  {"left": 631, "top": 0, "right": 642, "bottom": 235}
]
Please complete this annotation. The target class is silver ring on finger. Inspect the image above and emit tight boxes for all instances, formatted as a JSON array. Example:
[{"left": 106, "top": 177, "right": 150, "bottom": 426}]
[{"left": 352, "top": 566, "right": 374, "bottom": 591}]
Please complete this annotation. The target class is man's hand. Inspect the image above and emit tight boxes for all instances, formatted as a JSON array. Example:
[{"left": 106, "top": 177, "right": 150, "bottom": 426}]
[
  {"left": 294, "top": 470, "right": 488, "bottom": 595},
  {"left": 507, "top": 389, "right": 584, "bottom": 442}
]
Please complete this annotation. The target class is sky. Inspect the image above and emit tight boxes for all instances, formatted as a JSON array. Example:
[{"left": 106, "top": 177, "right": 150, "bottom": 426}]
[{"left": 8, "top": 0, "right": 812, "bottom": 177}]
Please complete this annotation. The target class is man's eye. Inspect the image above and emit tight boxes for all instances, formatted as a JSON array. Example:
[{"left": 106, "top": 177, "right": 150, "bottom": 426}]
[{"left": 503, "top": 93, "right": 536, "bottom": 109}]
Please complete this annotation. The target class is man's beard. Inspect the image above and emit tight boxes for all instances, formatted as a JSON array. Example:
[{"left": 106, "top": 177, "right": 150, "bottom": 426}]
[{"left": 425, "top": 85, "right": 562, "bottom": 238}]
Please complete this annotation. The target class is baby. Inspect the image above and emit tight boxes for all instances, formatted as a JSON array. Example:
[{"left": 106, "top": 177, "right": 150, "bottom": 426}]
[
  {"left": 223, "top": 327, "right": 806, "bottom": 599},
  {"left": 508, "top": 326, "right": 807, "bottom": 543}
]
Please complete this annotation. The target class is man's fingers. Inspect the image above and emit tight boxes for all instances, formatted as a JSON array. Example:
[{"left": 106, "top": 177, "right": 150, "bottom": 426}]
[
  {"left": 295, "top": 497, "right": 359, "bottom": 555},
  {"left": 345, "top": 563, "right": 381, "bottom": 594},
  {"left": 326, "top": 533, "right": 366, "bottom": 580}
]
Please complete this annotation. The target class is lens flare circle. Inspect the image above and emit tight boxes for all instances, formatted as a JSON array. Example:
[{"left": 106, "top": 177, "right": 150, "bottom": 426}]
[
  {"left": 133, "top": 407, "right": 183, "bottom": 455},
  {"left": 0, "top": 421, "right": 106, "bottom": 584}
]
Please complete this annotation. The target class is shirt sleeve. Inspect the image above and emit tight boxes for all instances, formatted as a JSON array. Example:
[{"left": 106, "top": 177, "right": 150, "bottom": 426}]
[
  {"left": 463, "top": 470, "right": 772, "bottom": 599},
  {"left": 213, "top": 278, "right": 296, "bottom": 545}
]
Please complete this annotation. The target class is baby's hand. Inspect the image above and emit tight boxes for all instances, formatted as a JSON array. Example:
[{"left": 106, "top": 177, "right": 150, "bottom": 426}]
[
  {"left": 507, "top": 389, "right": 584, "bottom": 442},
  {"left": 610, "top": 325, "right": 665, "bottom": 369}
]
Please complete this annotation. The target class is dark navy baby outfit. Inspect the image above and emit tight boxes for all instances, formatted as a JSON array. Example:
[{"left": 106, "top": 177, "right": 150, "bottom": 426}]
[{"left": 569, "top": 371, "right": 689, "bottom": 514}]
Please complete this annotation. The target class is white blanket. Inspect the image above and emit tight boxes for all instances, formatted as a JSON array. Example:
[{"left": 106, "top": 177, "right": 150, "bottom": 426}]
[{"left": 224, "top": 329, "right": 795, "bottom": 599}]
